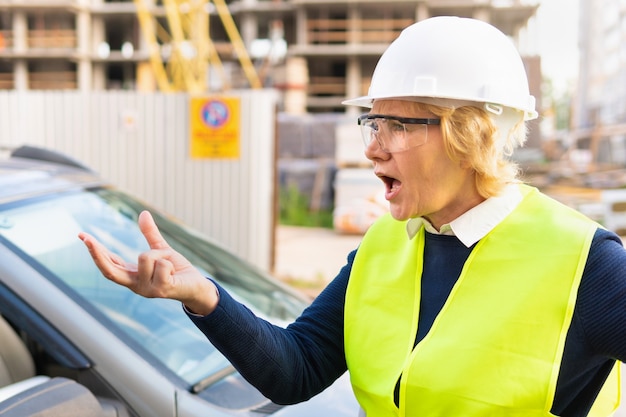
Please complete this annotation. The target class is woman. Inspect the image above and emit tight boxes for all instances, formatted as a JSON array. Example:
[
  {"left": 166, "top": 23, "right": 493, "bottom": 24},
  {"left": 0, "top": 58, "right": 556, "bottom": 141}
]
[{"left": 79, "top": 17, "right": 626, "bottom": 416}]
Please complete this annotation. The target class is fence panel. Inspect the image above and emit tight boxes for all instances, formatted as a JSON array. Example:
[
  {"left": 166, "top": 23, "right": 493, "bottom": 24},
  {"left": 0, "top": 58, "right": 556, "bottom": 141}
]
[{"left": 0, "top": 90, "right": 278, "bottom": 272}]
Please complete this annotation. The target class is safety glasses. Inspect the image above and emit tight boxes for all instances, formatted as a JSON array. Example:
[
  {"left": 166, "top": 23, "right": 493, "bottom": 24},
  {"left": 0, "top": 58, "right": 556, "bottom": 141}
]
[{"left": 357, "top": 114, "right": 441, "bottom": 152}]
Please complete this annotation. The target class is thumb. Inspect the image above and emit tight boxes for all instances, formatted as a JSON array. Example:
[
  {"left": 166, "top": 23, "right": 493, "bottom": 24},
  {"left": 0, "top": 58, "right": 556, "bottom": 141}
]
[{"left": 138, "top": 211, "right": 170, "bottom": 250}]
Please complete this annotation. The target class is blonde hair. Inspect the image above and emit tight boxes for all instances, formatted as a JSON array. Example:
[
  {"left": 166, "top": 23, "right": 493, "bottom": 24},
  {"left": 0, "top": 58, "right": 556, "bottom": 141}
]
[{"left": 415, "top": 102, "right": 527, "bottom": 198}]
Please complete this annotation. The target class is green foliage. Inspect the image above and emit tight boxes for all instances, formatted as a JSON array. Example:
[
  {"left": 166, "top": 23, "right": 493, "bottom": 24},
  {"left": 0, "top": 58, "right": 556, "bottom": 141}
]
[
  {"left": 279, "top": 184, "right": 334, "bottom": 228},
  {"left": 541, "top": 77, "right": 573, "bottom": 131}
]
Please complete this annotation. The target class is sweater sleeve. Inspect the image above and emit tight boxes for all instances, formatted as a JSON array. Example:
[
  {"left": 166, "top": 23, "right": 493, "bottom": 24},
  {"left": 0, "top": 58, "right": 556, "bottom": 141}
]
[
  {"left": 186, "top": 249, "right": 356, "bottom": 404},
  {"left": 577, "top": 228, "right": 626, "bottom": 360}
]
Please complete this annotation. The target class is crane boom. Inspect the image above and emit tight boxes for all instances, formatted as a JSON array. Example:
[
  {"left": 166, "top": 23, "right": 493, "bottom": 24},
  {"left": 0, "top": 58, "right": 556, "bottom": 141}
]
[{"left": 134, "top": 0, "right": 261, "bottom": 93}]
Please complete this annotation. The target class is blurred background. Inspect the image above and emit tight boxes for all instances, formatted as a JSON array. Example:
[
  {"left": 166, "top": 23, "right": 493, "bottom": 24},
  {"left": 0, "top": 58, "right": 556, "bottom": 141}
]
[{"left": 0, "top": 0, "right": 622, "bottom": 281}]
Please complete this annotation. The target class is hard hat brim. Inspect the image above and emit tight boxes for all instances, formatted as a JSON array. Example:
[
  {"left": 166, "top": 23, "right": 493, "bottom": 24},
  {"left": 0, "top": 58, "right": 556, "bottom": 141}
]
[
  {"left": 341, "top": 96, "right": 373, "bottom": 108},
  {"left": 342, "top": 95, "right": 538, "bottom": 121}
]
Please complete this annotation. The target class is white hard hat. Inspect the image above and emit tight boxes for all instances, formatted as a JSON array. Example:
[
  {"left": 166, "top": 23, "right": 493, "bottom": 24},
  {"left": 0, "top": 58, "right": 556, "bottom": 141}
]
[{"left": 343, "top": 16, "right": 538, "bottom": 121}]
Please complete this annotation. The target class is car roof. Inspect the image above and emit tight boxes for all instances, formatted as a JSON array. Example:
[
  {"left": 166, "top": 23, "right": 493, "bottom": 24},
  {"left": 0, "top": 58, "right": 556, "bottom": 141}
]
[{"left": 0, "top": 146, "right": 106, "bottom": 205}]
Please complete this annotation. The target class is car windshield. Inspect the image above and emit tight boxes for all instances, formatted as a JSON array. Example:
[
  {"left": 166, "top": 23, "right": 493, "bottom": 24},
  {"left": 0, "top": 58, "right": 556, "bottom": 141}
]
[{"left": 0, "top": 188, "right": 308, "bottom": 387}]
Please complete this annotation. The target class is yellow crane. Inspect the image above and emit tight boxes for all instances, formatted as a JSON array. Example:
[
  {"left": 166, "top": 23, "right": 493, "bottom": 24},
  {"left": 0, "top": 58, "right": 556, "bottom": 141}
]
[{"left": 134, "top": 0, "right": 262, "bottom": 93}]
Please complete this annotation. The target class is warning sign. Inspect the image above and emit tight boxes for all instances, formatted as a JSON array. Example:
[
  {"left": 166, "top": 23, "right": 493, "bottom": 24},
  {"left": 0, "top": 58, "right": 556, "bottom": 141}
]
[{"left": 190, "top": 97, "right": 240, "bottom": 159}]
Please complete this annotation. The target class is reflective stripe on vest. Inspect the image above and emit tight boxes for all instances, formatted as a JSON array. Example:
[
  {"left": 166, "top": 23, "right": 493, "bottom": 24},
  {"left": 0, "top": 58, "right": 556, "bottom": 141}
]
[{"left": 344, "top": 185, "right": 620, "bottom": 416}]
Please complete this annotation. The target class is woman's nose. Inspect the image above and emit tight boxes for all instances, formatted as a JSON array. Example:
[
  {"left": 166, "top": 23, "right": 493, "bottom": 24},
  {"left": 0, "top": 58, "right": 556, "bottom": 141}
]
[{"left": 364, "top": 135, "right": 388, "bottom": 161}]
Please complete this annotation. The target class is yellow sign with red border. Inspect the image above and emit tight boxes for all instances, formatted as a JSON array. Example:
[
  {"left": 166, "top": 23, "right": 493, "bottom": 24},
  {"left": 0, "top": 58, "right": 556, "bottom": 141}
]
[{"left": 189, "top": 97, "right": 240, "bottom": 159}]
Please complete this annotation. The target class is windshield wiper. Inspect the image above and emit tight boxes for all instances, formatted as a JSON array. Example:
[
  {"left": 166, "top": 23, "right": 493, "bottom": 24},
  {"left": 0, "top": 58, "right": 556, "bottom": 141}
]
[{"left": 191, "top": 364, "right": 238, "bottom": 393}]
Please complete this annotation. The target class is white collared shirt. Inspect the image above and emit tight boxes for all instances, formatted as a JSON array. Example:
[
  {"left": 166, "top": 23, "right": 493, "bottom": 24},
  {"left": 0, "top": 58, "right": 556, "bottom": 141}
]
[{"left": 405, "top": 183, "right": 524, "bottom": 248}]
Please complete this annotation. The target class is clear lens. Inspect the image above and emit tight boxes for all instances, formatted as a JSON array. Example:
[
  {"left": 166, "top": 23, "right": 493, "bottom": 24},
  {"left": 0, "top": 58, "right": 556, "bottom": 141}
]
[{"left": 359, "top": 118, "right": 429, "bottom": 152}]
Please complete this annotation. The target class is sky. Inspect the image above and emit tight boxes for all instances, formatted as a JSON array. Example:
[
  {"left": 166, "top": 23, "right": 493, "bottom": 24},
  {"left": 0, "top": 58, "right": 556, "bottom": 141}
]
[{"left": 534, "top": 0, "right": 580, "bottom": 93}]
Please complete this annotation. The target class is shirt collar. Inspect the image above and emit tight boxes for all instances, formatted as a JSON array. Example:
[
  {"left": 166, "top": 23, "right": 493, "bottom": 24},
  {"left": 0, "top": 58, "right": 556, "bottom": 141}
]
[{"left": 406, "top": 183, "right": 523, "bottom": 247}]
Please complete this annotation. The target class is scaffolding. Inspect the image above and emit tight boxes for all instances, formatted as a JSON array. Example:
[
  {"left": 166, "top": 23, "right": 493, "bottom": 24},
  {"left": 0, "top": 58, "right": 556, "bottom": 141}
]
[{"left": 133, "top": 0, "right": 262, "bottom": 93}]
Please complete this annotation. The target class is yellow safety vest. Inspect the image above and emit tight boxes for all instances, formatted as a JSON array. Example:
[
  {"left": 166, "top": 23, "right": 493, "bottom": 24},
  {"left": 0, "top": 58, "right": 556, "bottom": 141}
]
[{"left": 344, "top": 185, "right": 620, "bottom": 416}]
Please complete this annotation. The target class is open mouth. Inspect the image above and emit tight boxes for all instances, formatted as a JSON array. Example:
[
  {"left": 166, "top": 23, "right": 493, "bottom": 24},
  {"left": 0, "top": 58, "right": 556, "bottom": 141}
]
[{"left": 379, "top": 174, "right": 401, "bottom": 198}]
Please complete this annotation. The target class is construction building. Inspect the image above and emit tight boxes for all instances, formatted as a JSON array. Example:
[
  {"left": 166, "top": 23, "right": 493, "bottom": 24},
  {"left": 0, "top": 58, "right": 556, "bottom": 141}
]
[
  {"left": 0, "top": 1, "right": 539, "bottom": 118},
  {"left": 572, "top": 0, "right": 626, "bottom": 177}
]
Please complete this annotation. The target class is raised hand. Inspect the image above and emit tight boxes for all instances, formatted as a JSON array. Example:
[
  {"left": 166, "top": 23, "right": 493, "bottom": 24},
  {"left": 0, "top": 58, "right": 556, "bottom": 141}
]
[{"left": 78, "top": 210, "right": 218, "bottom": 315}]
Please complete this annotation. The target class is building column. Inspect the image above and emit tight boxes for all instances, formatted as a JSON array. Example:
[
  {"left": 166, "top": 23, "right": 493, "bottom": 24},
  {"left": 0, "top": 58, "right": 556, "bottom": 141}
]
[
  {"left": 345, "top": 3, "right": 360, "bottom": 114},
  {"left": 292, "top": 7, "right": 308, "bottom": 112},
  {"left": 239, "top": 13, "right": 257, "bottom": 47},
  {"left": 13, "top": 11, "right": 26, "bottom": 52},
  {"left": 76, "top": 9, "right": 92, "bottom": 91},
  {"left": 415, "top": 3, "right": 429, "bottom": 21},
  {"left": 91, "top": 16, "right": 107, "bottom": 90},
  {"left": 345, "top": 56, "right": 361, "bottom": 117},
  {"left": 347, "top": 3, "right": 358, "bottom": 44},
  {"left": 295, "top": 8, "right": 307, "bottom": 45},
  {"left": 239, "top": 0, "right": 258, "bottom": 57},
  {"left": 13, "top": 11, "right": 27, "bottom": 90},
  {"left": 14, "top": 61, "right": 27, "bottom": 90},
  {"left": 473, "top": 8, "right": 491, "bottom": 23}
]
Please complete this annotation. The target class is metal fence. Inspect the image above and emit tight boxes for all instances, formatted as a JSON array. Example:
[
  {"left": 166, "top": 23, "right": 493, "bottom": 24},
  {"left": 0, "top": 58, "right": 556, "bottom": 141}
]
[{"left": 0, "top": 89, "right": 279, "bottom": 271}]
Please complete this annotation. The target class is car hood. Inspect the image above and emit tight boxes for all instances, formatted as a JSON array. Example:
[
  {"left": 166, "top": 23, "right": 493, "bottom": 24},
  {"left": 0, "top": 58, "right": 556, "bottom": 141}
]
[{"left": 272, "top": 373, "right": 360, "bottom": 417}]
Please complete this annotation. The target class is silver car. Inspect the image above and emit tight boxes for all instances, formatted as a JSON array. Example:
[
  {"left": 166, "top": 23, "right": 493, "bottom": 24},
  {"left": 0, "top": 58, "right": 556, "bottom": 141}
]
[{"left": 0, "top": 146, "right": 359, "bottom": 416}]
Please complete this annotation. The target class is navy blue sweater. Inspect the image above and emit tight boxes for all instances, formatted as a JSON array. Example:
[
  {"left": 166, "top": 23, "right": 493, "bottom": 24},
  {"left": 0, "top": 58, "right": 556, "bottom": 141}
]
[{"left": 189, "top": 228, "right": 626, "bottom": 416}]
